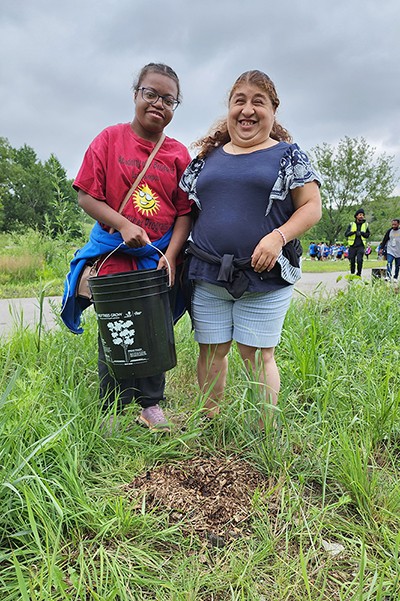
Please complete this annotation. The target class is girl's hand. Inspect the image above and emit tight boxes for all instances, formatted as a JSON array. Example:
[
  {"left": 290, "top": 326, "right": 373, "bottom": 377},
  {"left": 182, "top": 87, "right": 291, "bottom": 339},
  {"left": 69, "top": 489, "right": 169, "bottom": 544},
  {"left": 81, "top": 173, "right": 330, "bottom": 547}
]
[
  {"left": 251, "top": 230, "right": 284, "bottom": 273},
  {"left": 119, "top": 222, "right": 150, "bottom": 247},
  {"left": 158, "top": 255, "right": 176, "bottom": 286}
]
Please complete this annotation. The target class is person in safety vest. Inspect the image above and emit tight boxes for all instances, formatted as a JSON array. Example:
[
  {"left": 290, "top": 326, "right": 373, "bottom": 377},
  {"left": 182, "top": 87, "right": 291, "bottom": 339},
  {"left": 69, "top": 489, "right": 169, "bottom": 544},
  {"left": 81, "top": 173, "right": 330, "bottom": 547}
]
[{"left": 344, "top": 208, "right": 370, "bottom": 276}]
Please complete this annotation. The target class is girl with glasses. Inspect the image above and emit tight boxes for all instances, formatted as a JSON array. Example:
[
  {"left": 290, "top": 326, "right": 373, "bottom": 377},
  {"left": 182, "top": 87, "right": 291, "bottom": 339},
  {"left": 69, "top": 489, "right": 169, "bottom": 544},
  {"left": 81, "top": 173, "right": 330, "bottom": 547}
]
[{"left": 62, "top": 63, "right": 191, "bottom": 433}]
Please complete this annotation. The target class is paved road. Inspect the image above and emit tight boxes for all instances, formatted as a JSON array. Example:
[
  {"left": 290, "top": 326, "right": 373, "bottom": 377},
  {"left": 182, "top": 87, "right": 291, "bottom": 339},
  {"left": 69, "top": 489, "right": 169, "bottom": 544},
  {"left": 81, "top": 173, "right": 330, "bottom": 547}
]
[{"left": 0, "top": 268, "right": 378, "bottom": 337}]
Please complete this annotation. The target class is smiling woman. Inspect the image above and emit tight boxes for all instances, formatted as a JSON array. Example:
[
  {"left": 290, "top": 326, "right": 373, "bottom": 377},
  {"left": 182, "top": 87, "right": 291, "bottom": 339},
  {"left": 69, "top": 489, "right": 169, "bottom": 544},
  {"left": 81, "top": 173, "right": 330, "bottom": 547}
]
[{"left": 180, "top": 69, "right": 322, "bottom": 424}]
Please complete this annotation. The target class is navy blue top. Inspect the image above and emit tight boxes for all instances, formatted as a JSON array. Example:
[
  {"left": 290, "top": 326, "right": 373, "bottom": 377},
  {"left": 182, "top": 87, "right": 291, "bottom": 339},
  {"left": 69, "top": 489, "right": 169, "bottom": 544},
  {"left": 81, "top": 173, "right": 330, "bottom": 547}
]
[{"left": 180, "top": 142, "right": 321, "bottom": 292}]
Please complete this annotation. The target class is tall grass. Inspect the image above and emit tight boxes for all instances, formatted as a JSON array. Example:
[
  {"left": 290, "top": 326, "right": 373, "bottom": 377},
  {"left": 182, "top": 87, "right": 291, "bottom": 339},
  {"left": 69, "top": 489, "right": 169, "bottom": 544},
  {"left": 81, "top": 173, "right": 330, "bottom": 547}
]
[
  {"left": 0, "top": 230, "right": 85, "bottom": 298},
  {"left": 0, "top": 281, "right": 399, "bottom": 599}
]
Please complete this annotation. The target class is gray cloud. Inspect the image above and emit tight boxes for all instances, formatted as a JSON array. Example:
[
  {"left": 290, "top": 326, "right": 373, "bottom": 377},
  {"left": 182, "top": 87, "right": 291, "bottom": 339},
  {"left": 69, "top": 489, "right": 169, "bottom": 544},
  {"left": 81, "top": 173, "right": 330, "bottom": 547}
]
[{"left": 1, "top": 0, "right": 399, "bottom": 191}]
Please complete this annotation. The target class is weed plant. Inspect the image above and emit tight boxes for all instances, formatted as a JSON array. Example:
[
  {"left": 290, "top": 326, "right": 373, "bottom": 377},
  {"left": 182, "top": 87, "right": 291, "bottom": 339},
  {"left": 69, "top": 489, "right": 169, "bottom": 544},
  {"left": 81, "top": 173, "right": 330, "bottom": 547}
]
[{"left": 0, "top": 281, "right": 399, "bottom": 599}]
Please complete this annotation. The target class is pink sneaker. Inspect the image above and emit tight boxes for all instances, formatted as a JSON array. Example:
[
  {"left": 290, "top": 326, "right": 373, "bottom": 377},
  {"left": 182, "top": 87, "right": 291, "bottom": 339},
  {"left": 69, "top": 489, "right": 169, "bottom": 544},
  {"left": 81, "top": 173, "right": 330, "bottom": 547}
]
[{"left": 138, "top": 405, "right": 171, "bottom": 432}]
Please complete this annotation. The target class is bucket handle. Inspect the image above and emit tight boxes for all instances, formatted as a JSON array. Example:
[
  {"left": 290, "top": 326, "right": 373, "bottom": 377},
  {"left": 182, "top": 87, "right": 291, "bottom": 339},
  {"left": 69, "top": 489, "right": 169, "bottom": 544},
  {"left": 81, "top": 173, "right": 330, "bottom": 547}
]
[
  {"left": 147, "top": 243, "right": 172, "bottom": 288},
  {"left": 95, "top": 242, "right": 125, "bottom": 274},
  {"left": 97, "top": 242, "right": 172, "bottom": 288}
]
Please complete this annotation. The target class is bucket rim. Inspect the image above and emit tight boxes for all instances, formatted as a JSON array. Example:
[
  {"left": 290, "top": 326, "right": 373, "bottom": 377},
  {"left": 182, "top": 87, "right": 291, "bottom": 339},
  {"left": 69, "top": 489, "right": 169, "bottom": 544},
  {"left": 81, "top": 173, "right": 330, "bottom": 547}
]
[
  {"left": 89, "top": 275, "right": 167, "bottom": 288},
  {"left": 89, "top": 268, "right": 166, "bottom": 282}
]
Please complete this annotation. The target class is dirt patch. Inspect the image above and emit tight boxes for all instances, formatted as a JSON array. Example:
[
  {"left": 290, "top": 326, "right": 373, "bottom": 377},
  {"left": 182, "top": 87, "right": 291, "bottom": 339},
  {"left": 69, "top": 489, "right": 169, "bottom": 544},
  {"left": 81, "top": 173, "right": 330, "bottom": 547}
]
[{"left": 124, "top": 456, "right": 271, "bottom": 545}]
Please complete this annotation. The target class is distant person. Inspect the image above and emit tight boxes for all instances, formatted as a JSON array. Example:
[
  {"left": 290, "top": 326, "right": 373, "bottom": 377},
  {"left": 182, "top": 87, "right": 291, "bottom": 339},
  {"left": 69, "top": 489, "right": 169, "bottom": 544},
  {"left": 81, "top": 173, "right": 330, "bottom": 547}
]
[
  {"left": 344, "top": 209, "right": 370, "bottom": 276},
  {"left": 379, "top": 219, "right": 400, "bottom": 280},
  {"left": 336, "top": 244, "right": 345, "bottom": 260},
  {"left": 322, "top": 243, "right": 330, "bottom": 260},
  {"left": 180, "top": 69, "right": 322, "bottom": 425},
  {"left": 61, "top": 62, "right": 192, "bottom": 433},
  {"left": 364, "top": 243, "right": 372, "bottom": 259},
  {"left": 308, "top": 242, "right": 318, "bottom": 260}
]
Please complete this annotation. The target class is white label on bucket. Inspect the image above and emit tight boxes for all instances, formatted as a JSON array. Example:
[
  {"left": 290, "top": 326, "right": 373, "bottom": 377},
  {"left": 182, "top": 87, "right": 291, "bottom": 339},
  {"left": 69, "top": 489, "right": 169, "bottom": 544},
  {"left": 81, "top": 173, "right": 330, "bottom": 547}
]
[
  {"left": 123, "top": 310, "right": 142, "bottom": 318},
  {"left": 97, "top": 312, "right": 123, "bottom": 319},
  {"left": 106, "top": 320, "right": 136, "bottom": 363},
  {"left": 128, "top": 348, "right": 147, "bottom": 359}
]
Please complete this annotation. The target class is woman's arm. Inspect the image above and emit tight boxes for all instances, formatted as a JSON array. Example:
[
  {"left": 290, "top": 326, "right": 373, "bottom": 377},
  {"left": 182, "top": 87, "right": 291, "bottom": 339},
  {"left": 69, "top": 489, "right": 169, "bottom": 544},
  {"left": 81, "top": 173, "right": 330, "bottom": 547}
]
[
  {"left": 251, "top": 181, "right": 322, "bottom": 273},
  {"left": 78, "top": 190, "right": 150, "bottom": 247}
]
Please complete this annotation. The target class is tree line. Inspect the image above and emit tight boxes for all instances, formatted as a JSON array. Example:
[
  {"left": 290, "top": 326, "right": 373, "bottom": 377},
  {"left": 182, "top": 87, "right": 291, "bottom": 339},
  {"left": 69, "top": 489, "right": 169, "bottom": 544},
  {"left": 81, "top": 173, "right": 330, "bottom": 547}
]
[
  {"left": 0, "top": 137, "right": 84, "bottom": 238},
  {"left": 0, "top": 135, "right": 398, "bottom": 243}
]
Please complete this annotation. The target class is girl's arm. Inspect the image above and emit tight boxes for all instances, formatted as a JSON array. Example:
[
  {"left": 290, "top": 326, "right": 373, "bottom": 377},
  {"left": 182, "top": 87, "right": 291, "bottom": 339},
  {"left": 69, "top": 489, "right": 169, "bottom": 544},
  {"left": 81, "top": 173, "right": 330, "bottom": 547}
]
[{"left": 78, "top": 190, "right": 150, "bottom": 247}]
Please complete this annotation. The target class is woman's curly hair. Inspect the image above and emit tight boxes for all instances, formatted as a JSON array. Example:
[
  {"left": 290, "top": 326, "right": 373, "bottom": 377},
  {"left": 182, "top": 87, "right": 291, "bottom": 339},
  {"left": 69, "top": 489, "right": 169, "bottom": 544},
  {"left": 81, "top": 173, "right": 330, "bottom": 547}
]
[{"left": 193, "top": 70, "right": 292, "bottom": 158}]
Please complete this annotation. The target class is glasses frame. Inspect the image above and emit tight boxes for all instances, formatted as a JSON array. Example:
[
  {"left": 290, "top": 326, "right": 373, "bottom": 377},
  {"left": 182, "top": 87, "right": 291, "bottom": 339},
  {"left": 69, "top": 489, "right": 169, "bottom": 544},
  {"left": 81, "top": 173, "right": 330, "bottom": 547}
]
[{"left": 137, "top": 87, "right": 180, "bottom": 111}]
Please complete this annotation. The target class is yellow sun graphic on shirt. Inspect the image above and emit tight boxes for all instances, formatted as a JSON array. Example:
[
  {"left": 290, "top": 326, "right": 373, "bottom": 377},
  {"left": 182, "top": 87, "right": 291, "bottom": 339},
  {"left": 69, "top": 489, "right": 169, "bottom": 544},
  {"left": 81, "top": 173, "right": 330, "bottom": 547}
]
[{"left": 133, "top": 183, "right": 160, "bottom": 216}]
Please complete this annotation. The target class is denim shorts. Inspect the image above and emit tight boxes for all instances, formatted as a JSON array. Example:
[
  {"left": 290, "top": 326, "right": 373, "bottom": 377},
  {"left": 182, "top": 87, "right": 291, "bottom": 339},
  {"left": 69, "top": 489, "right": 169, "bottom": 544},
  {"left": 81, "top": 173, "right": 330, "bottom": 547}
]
[{"left": 192, "top": 281, "right": 294, "bottom": 348}]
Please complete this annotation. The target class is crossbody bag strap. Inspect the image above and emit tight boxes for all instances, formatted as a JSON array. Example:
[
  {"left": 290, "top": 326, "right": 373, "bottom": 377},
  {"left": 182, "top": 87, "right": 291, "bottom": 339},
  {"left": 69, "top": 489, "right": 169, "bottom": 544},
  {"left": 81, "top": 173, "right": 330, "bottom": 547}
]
[
  {"left": 108, "top": 133, "right": 166, "bottom": 234},
  {"left": 118, "top": 132, "right": 166, "bottom": 216}
]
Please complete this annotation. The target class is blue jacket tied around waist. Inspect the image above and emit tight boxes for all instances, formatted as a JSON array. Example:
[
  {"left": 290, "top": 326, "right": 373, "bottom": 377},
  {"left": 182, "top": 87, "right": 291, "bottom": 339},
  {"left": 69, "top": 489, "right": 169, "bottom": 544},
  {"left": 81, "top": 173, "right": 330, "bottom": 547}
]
[{"left": 60, "top": 222, "right": 176, "bottom": 334}]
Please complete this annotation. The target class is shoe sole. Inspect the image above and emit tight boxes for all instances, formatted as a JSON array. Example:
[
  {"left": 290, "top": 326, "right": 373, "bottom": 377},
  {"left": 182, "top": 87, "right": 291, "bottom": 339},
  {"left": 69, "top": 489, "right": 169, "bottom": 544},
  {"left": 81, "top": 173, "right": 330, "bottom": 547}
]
[{"left": 137, "top": 415, "right": 171, "bottom": 433}]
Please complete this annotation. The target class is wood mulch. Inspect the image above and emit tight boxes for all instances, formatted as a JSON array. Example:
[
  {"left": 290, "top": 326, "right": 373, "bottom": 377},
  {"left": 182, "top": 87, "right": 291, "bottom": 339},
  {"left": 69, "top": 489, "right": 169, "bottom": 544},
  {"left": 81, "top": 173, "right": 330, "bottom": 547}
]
[{"left": 124, "top": 456, "right": 271, "bottom": 545}]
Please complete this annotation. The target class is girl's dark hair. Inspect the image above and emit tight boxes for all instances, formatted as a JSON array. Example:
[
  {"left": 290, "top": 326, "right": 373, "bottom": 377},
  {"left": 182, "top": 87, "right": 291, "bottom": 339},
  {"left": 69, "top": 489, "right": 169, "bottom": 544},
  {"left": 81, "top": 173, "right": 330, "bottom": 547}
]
[
  {"left": 194, "top": 70, "right": 292, "bottom": 158},
  {"left": 132, "top": 63, "right": 181, "bottom": 101}
]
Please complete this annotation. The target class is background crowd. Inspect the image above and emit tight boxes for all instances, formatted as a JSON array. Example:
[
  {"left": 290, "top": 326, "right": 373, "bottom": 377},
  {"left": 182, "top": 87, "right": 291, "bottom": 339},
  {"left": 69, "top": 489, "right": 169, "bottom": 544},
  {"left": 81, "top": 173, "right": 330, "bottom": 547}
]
[{"left": 307, "top": 241, "right": 373, "bottom": 261}]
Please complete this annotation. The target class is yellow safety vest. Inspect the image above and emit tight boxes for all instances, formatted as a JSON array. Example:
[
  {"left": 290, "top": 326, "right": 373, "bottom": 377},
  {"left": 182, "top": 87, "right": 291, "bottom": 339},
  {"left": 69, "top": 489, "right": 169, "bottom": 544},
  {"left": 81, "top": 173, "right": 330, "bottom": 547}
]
[{"left": 347, "top": 221, "right": 368, "bottom": 244}]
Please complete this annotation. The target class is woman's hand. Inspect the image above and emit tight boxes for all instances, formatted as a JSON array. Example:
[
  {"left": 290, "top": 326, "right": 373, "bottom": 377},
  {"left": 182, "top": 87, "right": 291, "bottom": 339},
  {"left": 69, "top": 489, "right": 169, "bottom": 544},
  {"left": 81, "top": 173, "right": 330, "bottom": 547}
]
[
  {"left": 158, "top": 254, "right": 176, "bottom": 286},
  {"left": 251, "top": 230, "right": 284, "bottom": 273}
]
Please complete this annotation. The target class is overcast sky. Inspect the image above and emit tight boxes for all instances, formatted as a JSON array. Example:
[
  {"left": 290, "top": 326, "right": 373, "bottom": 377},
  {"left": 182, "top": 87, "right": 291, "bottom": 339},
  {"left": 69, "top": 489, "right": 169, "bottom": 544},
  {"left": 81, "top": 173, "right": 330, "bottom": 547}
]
[{"left": 1, "top": 0, "right": 399, "bottom": 192}]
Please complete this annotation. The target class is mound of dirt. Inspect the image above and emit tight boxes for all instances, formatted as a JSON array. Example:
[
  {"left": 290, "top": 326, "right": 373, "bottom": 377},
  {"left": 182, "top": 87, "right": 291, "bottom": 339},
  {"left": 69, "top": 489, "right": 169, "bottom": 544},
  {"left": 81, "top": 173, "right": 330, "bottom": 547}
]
[{"left": 124, "top": 456, "right": 269, "bottom": 545}]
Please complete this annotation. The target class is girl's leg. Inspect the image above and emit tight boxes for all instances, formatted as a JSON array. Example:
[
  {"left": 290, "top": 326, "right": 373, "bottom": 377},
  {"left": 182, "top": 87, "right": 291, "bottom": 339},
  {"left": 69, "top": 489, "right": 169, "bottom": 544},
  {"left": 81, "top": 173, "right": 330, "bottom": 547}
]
[
  {"left": 98, "top": 333, "right": 166, "bottom": 410},
  {"left": 98, "top": 334, "right": 136, "bottom": 411},
  {"left": 135, "top": 374, "right": 170, "bottom": 431},
  {"left": 197, "top": 341, "right": 232, "bottom": 417}
]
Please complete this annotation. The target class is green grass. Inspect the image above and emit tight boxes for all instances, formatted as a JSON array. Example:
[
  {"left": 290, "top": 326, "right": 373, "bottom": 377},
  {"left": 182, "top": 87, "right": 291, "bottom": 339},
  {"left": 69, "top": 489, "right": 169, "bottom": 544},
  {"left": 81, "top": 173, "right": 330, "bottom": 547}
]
[
  {"left": 0, "top": 279, "right": 399, "bottom": 599},
  {"left": 301, "top": 258, "right": 386, "bottom": 273},
  {"left": 0, "top": 231, "right": 388, "bottom": 298}
]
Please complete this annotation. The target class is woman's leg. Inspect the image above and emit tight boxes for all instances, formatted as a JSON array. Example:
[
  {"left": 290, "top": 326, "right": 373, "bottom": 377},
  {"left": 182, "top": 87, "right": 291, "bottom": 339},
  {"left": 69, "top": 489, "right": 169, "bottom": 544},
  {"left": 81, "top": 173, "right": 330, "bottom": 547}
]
[
  {"left": 192, "top": 282, "right": 234, "bottom": 417},
  {"left": 197, "top": 341, "right": 232, "bottom": 417},
  {"left": 237, "top": 343, "right": 280, "bottom": 407}
]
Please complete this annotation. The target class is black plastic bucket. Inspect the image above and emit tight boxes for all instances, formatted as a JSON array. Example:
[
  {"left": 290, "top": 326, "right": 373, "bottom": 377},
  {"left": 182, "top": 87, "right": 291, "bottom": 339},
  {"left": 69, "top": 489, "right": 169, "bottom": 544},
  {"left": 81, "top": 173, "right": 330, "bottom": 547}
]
[{"left": 89, "top": 269, "right": 176, "bottom": 379}]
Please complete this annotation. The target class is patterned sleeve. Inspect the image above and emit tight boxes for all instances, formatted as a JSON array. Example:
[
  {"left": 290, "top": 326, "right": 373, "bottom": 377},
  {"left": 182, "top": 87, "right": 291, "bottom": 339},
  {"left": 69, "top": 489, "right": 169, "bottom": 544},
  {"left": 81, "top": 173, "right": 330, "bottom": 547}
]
[
  {"left": 179, "top": 157, "right": 205, "bottom": 210},
  {"left": 267, "top": 144, "right": 322, "bottom": 215}
]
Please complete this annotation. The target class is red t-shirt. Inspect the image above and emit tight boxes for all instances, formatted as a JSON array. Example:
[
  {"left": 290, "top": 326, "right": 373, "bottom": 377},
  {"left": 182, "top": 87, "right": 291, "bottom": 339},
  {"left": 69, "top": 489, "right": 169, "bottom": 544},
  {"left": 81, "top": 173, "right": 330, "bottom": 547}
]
[{"left": 74, "top": 123, "right": 191, "bottom": 274}]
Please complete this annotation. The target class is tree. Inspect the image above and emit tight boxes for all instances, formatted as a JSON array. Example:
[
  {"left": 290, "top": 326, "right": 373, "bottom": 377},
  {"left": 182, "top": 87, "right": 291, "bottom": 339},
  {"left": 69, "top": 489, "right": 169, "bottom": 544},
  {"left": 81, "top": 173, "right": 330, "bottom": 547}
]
[
  {"left": 44, "top": 154, "right": 84, "bottom": 238},
  {"left": 308, "top": 137, "right": 398, "bottom": 244},
  {"left": 0, "top": 137, "right": 83, "bottom": 238}
]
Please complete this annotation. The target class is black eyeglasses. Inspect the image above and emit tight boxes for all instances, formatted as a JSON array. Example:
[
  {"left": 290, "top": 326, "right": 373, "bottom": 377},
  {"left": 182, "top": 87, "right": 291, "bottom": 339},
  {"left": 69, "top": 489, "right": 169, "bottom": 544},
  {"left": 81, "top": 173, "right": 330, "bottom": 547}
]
[{"left": 137, "top": 87, "right": 180, "bottom": 111}]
